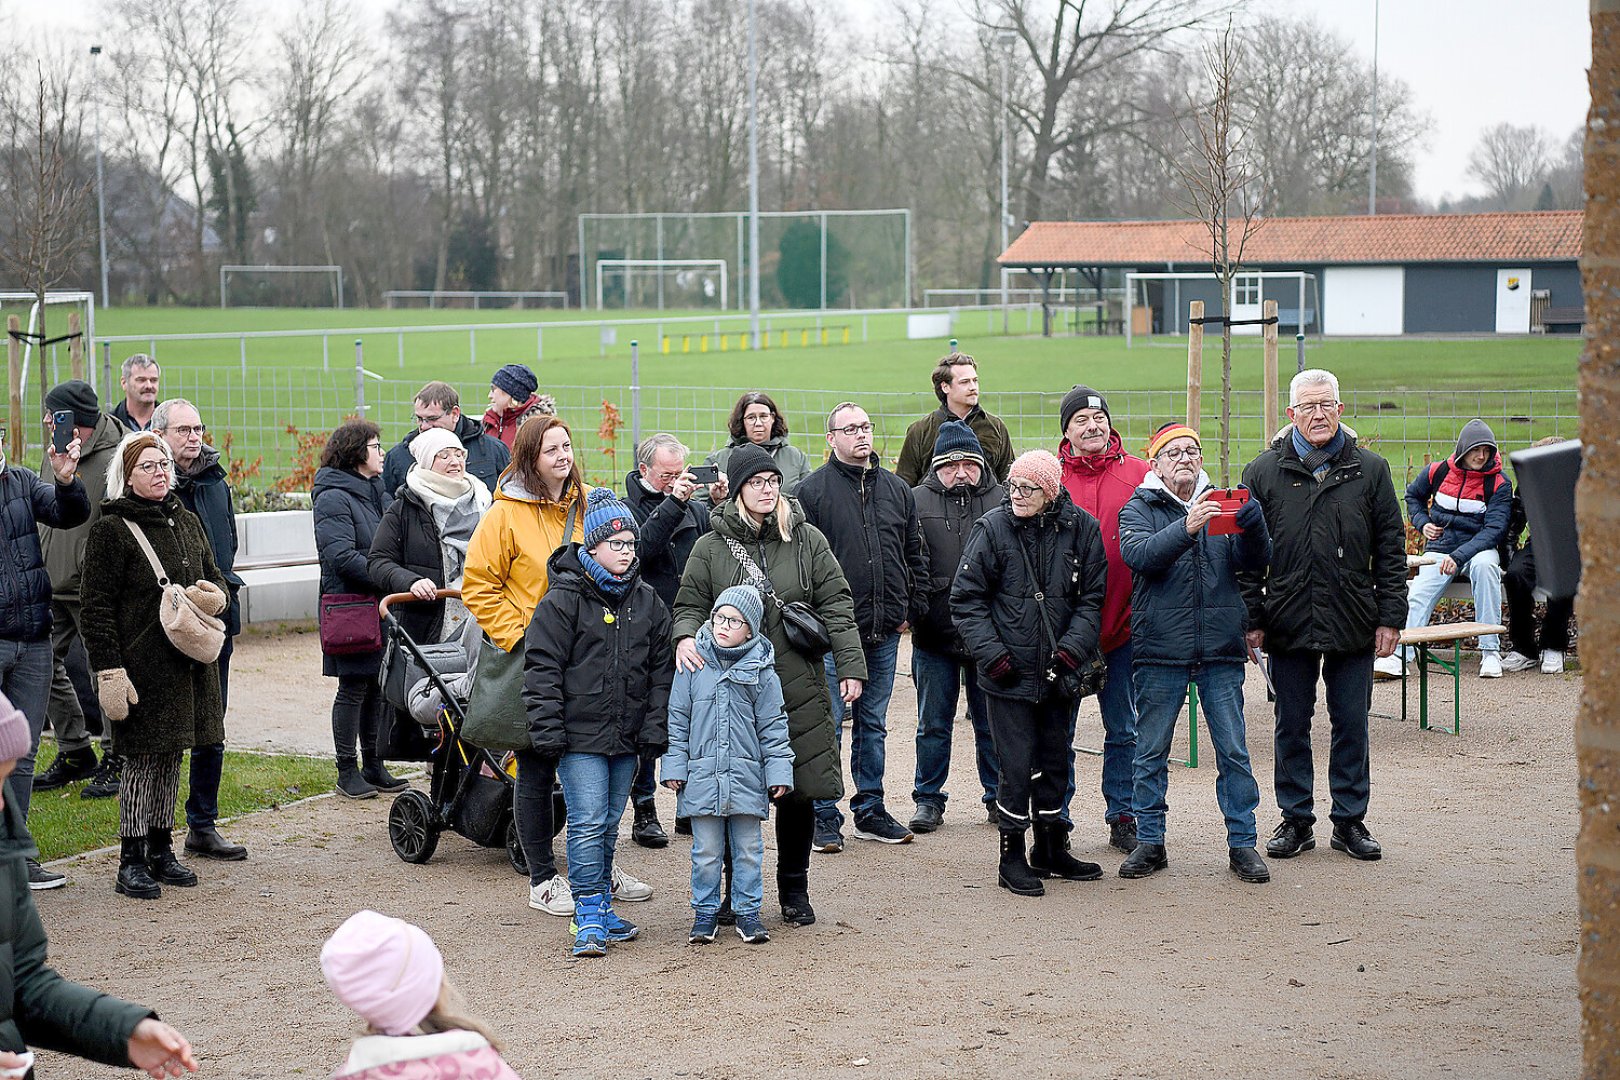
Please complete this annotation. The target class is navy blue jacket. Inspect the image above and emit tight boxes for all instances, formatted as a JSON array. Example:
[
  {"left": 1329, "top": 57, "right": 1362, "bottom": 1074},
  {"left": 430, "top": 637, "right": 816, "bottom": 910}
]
[
  {"left": 1404, "top": 456, "right": 1514, "bottom": 568},
  {"left": 174, "top": 448, "right": 243, "bottom": 636},
  {"left": 1118, "top": 473, "right": 1271, "bottom": 667},
  {"left": 381, "top": 414, "right": 509, "bottom": 507},
  {"left": 0, "top": 465, "right": 90, "bottom": 642}
]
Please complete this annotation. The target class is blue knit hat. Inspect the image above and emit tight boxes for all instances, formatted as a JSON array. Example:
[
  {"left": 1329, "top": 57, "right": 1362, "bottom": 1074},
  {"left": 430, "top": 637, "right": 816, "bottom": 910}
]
[
  {"left": 581, "top": 487, "right": 639, "bottom": 550},
  {"left": 930, "top": 419, "right": 985, "bottom": 472},
  {"left": 714, "top": 585, "right": 765, "bottom": 636},
  {"left": 491, "top": 363, "right": 538, "bottom": 400}
]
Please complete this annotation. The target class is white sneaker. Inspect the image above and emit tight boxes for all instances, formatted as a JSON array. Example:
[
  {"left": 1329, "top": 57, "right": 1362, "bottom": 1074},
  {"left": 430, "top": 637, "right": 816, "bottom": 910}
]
[
  {"left": 1499, "top": 651, "right": 1538, "bottom": 672},
  {"left": 1540, "top": 649, "right": 1565, "bottom": 674},
  {"left": 528, "top": 874, "right": 573, "bottom": 916},
  {"left": 611, "top": 864, "right": 653, "bottom": 903},
  {"left": 1479, "top": 652, "right": 1502, "bottom": 679},
  {"left": 1373, "top": 654, "right": 1405, "bottom": 680}
]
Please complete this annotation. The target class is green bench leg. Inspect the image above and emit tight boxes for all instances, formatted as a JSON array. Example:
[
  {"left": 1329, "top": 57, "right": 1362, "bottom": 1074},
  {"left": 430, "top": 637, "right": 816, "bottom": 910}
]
[
  {"left": 1170, "top": 683, "right": 1199, "bottom": 769},
  {"left": 1415, "top": 642, "right": 1463, "bottom": 737}
]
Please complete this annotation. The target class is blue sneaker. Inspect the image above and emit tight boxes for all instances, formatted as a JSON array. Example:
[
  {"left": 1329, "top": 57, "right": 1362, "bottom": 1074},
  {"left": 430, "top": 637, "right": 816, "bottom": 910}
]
[
  {"left": 570, "top": 893, "right": 608, "bottom": 957},
  {"left": 812, "top": 817, "right": 843, "bottom": 854},
  {"left": 735, "top": 912, "right": 770, "bottom": 944},
  {"left": 689, "top": 912, "right": 719, "bottom": 944},
  {"left": 601, "top": 900, "right": 639, "bottom": 943}
]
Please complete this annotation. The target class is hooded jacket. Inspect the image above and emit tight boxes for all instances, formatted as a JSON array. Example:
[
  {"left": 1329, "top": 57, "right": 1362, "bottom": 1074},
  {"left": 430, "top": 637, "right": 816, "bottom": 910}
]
[
  {"left": 40, "top": 411, "right": 125, "bottom": 602},
  {"left": 462, "top": 475, "right": 590, "bottom": 653},
  {"left": 895, "top": 404, "right": 1015, "bottom": 487},
  {"left": 1118, "top": 470, "right": 1271, "bottom": 667},
  {"left": 662, "top": 625, "right": 794, "bottom": 819},
  {"left": 1237, "top": 425, "right": 1407, "bottom": 654},
  {"left": 910, "top": 465, "right": 1004, "bottom": 659},
  {"left": 1059, "top": 430, "right": 1151, "bottom": 655},
  {"left": 313, "top": 465, "right": 388, "bottom": 677},
  {"left": 172, "top": 444, "right": 244, "bottom": 636},
  {"left": 950, "top": 488, "right": 1110, "bottom": 702},
  {"left": 699, "top": 435, "right": 814, "bottom": 506},
  {"left": 621, "top": 468, "right": 711, "bottom": 610},
  {"left": 671, "top": 497, "right": 865, "bottom": 800},
  {"left": 382, "top": 414, "right": 510, "bottom": 505},
  {"left": 0, "top": 462, "right": 90, "bottom": 643},
  {"left": 520, "top": 543, "right": 673, "bottom": 758},
  {"left": 1404, "top": 419, "right": 1514, "bottom": 568}
]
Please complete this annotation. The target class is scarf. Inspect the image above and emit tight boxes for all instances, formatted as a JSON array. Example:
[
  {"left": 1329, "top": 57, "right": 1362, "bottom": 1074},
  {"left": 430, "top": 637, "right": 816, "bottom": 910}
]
[
  {"left": 406, "top": 468, "right": 491, "bottom": 639},
  {"left": 579, "top": 548, "right": 636, "bottom": 599},
  {"left": 1291, "top": 427, "right": 1346, "bottom": 481}
]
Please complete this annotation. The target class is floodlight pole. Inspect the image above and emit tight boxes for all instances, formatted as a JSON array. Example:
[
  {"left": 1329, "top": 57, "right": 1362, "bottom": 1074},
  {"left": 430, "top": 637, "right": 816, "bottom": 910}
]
[
  {"left": 91, "top": 45, "right": 108, "bottom": 309},
  {"left": 998, "top": 29, "right": 1017, "bottom": 333},
  {"left": 1367, "top": 0, "right": 1379, "bottom": 215},
  {"left": 747, "top": 0, "right": 761, "bottom": 347}
]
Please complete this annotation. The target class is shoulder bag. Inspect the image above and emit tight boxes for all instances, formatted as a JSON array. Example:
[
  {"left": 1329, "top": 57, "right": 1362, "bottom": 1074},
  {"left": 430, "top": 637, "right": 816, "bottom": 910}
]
[
  {"left": 1012, "top": 530, "right": 1106, "bottom": 701},
  {"left": 721, "top": 534, "right": 831, "bottom": 658},
  {"left": 122, "top": 519, "right": 226, "bottom": 665}
]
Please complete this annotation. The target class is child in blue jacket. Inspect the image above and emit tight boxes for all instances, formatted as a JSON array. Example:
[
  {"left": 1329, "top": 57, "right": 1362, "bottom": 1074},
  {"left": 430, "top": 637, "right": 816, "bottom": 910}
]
[{"left": 662, "top": 585, "right": 793, "bottom": 945}]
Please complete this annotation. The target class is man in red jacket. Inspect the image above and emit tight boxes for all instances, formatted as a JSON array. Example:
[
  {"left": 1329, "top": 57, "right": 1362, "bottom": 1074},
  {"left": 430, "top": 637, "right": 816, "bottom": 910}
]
[{"left": 1057, "top": 386, "right": 1150, "bottom": 852}]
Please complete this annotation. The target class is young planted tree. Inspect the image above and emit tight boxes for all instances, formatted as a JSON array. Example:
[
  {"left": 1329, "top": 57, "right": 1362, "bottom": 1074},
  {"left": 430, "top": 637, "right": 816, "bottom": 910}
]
[{"left": 1173, "top": 20, "right": 1261, "bottom": 486}]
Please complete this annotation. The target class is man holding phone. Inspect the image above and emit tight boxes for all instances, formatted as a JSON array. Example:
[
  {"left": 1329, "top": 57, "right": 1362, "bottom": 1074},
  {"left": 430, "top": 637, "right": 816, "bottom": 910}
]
[{"left": 622, "top": 433, "right": 713, "bottom": 847}]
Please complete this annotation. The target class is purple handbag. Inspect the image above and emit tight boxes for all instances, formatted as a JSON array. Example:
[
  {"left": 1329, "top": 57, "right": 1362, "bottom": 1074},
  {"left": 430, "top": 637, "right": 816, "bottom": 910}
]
[{"left": 319, "top": 593, "right": 383, "bottom": 656}]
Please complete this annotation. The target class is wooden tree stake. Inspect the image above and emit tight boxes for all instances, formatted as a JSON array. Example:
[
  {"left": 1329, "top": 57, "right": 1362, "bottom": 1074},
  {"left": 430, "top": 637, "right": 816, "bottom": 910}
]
[
  {"left": 68, "top": 310, "right": 84, "bottom": 381},
  {"left": 1186, "top": 300, "right": 1204, "bottom": 429},
  {"left": 7, "top": 316, "right": 22, "bottom": 464},
  {"left": 1262, "top": 299, "right": 1279, "bottom": 442}
]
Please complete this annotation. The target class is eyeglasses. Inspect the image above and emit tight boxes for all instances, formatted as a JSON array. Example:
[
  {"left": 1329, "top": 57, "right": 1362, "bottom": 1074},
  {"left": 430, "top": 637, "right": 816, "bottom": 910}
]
[
  {"left": 712, "top": 613, "right": 748, "bottom": 631},
  {"left": 1157, "top": 447, "right": 1202, "bottom": 462},
  {"left": 745, "top": 475, "right": 782, "bottom": 491},
  {"left": 365, "top": 441, "right": 383, "bottom": 451},
  {"left": 743, "top": 412, "right": 774, "bottom": 425},
  {"left": 132, "top": 461, "right": 168, "bottom": 476},
  {"left": 1290, "top": 400, "right": 1340, "bottom": 416},
  {"left": 1007, "top": 481, "right": 1045, "bottom": 498},
  {"left": 414, "top": 412, "right": 447, "bottom": 426},
  {"left": 599, "top": 538, "right": 637, "bottom": 553},
  {"left": 830, "top": 423, "right": 874, "bottom": 437}
]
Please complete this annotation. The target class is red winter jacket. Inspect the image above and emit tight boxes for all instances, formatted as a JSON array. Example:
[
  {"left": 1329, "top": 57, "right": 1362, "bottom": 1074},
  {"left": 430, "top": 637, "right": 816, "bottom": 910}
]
[
  {"left": 482, "top": 394, "right": 544, "bottom": 450},
  {"left": 1060, "top": 431, "right": 1151, "bottom": 654}
]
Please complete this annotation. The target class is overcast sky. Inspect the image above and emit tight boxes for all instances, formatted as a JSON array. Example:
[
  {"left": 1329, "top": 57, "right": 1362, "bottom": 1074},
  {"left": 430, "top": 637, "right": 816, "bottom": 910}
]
[{"left": 10, "top": 0, "right": 1593, "bottom": 206}]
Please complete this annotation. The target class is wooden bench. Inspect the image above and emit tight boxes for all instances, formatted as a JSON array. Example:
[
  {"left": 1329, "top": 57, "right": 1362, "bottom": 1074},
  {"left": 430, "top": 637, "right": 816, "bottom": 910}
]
[{"left": 1393, "top": 621, "right": 1509, "bottom": 735}]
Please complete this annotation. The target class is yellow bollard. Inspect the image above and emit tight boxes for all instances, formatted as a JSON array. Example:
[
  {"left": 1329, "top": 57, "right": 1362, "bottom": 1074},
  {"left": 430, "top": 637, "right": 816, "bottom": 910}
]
[
  {"left": 682, "top": 335, "right": 690, "bottom": 353},
  {"left": 820, "top": 328, "right": 828, "bottom": 345},
  {"left": 800, "top": 329, "right": 809, "bottom": 347},
  {"left": 720, "top": 334, "right": 728, "bottom": 352},
  {"left": 700, "top": 335, "right": 708, "bottom": 353},
  {"left": 661, "top": 336, "right": 670, "bottom": 355},
  {"left": 780, "top": 330, "right": 788, "bottom": 348},
  {"left": 842, "top": 326, "right": 850, "bottom": 344}
]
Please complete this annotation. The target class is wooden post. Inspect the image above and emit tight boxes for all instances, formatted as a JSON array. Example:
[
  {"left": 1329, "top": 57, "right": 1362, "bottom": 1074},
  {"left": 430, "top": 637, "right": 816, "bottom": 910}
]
[
  {"left": 1262, "top": 299, "right": 1279, "bottom": 444},
  {"left": 1186, "top": 300, "right": 1204, "bottom": 428},
  {"left": 68, "top": 311, "right": 84, "bottom": 381},
  {"left": 6, "top": 316, "right": 22, "bottom": 464}
]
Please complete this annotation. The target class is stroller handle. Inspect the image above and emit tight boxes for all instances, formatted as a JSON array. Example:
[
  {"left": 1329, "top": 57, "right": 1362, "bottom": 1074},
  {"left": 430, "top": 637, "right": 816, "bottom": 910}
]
[{"left": 378, "top": 588, "right": 463, "bottom": 618}]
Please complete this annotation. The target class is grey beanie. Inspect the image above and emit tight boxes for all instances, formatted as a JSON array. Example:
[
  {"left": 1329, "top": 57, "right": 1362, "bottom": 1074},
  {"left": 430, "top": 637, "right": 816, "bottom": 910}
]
[{"left": 714, "top": 585, "right": 765, "bottom": 636}]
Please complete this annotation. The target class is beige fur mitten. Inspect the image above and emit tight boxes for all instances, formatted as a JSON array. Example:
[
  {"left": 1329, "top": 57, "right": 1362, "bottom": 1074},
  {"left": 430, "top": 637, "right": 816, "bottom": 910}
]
[
  {"left": 97, "top": 669, "right": 139, "bottom": 723},
  {"left": 185, "top": 580, "right": 229, "bottom": 617}
]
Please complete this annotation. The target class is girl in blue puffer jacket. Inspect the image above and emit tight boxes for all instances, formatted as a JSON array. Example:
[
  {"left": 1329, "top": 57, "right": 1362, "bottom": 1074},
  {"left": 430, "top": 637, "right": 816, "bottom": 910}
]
[{"left": 662, "top": 585, "right": 793, "bottom": 946}]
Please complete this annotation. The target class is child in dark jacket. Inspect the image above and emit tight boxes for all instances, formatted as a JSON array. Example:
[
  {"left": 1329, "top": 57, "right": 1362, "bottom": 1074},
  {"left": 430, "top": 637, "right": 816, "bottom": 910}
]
[
  {"left": 662, "top": 586, "right": 794, "bottom": 946},
  {"left": 521, "top": 488, "right": 674, "bottom": 957}
]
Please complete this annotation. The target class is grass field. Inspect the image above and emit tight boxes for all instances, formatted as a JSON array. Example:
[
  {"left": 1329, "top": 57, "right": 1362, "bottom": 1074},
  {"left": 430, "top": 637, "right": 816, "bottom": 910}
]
[{"left": 8, "top": 303, "right": 1583, "bottom": 485}]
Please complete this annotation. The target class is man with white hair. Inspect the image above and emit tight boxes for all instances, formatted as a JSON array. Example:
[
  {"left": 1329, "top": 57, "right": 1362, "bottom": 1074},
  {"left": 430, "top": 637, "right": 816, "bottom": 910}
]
[
  {"left": 1238, "top": 369, "right": 1406, "bottom": 864},
  {"left": 110, "top": 355, "right": 160, "bottom": 432}
]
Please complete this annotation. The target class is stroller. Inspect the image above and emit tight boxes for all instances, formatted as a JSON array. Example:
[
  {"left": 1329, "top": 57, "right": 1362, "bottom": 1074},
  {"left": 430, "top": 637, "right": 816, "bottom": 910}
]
[{"left": 378, "top": 590, "right": 562, "bottom": 873}]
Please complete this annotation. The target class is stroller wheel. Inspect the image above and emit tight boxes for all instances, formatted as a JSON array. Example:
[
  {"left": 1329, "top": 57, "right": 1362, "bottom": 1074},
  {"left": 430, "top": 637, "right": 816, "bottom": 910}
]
[
  {"left": 506, "top": 818, "right": 529, "bottom": 876},
  {"left": 389, "top": 790, "right": 440, "bottom": 864}
]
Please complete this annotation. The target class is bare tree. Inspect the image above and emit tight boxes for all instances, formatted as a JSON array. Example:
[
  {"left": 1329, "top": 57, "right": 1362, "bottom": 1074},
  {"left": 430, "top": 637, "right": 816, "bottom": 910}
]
[
  {"left": 1173, "top": 19, "right": 1261, "bottom": 486},
  {"left": 1468, "top": 122, "right": 1552, "bottom": 210}
]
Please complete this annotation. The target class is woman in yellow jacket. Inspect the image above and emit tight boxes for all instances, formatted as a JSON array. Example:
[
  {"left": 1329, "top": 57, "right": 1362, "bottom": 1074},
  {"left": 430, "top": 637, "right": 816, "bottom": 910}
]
[{"left": 462, "top": 415, "right": 654, "bottom": 917}]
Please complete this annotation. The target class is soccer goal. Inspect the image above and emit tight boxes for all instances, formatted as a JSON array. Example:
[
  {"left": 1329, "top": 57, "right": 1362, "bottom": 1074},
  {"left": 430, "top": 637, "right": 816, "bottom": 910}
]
[
  {"left": 1123, "top": 271, "right": 1318, "bottom": 348},
  {"left": 595, "top": 259, "right": 728, "bottom": 311},
  {"left": 220, "top": 264, "right": 345, "bottom": 309}
]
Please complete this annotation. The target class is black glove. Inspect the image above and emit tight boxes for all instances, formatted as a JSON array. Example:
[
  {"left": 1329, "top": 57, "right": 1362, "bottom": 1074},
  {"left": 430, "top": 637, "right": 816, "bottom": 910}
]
[
  {"left": 986, "top": 653, "right": 1018, "bottom": 687},
  {"left": 1055, "top": 648, "right": 1081, "bottom": 672},
  {"left": 1234, "top": 487, "right": 1266, "bottom": 532}
]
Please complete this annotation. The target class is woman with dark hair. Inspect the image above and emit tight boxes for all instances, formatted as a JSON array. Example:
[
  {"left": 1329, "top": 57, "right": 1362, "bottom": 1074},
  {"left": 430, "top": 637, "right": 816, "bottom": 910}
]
[
  {"left": 699, "top": 392, "right": 812, "bottom": 506},
  {"left": 314, "top": 419, "right": 407, "bottom": 801}
]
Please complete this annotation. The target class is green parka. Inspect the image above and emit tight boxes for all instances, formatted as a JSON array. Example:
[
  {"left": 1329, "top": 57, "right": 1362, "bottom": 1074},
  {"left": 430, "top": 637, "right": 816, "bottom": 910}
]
[{"left": 672, "top": 497, "right": 865, "bottom": 800}]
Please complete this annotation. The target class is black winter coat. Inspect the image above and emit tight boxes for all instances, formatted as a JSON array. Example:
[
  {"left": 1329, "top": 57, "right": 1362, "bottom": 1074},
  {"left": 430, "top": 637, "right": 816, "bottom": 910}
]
[
  {"left": 313, "top": 466, "right": 387, "bottom": 677},
  {"left": 173, "top": 447, "right": 244, "bottom": 636},
  {"left": 80, "top": 494, "right": 227, "bottom": 755},
  {"left": 521, "top": 544, "right": 673, "bottom": 758},
  {"left": 0, "top": 465, "right": 89, "bottom": 642},
  {"left": 1237, "top": 430, "right": 1408, "bottom": 654},
  {"left": 382, "top": 415, "right": 509, "bottom": 505},
  {"left": 1118, "top": 474, "right": 1271, "bottom": 667},
  {"left": 910, "top": 467, "right": 1003, "bottom": 659},
  {"left": 950, "top": 490, "right": 1109, "bottom": 702},
  {"left": 621, "top": 470, "right": 710, "bottom": 610},
  {"left": 796, "top": 458, "right": 929, "bottom": 644},
  {"left": 368, "top": 486, "right": 449, "bottom": 644}
]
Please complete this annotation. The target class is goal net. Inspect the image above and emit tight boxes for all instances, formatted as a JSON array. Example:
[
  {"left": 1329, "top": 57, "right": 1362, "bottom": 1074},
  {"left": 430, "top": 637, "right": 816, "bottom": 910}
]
[
  {"left": 220, "top": 264, "right": 345, "bottom": 309},
  {"left": 595, "top": 259, "right": 728, "bottom": 311}
]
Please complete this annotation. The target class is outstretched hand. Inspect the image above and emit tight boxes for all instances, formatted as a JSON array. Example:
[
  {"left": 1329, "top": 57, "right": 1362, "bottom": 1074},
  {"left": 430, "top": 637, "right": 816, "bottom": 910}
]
[{"left": 128, "top": 1018, "right": 198, "bottom": 1077}]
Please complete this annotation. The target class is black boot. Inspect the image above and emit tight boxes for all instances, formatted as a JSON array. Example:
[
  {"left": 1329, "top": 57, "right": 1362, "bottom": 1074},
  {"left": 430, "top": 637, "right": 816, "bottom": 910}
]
[
  {"left": 81, "top": 754, "right": 123, "bottom": 800},
  {"left": 146, "top": 829, "right": 198, "bottom": 887},
  {"left": 1119, "top": 842, "right": 1170, "bottom": 879},
  {"left": 1030, "top": 823, "right": 1102, "bottom": 881},
  {"left": 115, "top": 838, "right": 161, "bottom": 900},
  {"left": 361, "top": 755, "right": 410, "bottom": 794},
  {"left": 336, "top": 759, "right": 378, "bottom": 800},
  {"left": 631, "top": 800, "right": 669, "bottom": 849},
  {"left": 185, "top": 825, "right": 248, "bottom": 861},
  {"left": 997, "top": 829, "right": 1045, "bottom": 896},
  {"left": 777, "top": 871, "right": 816, "bottom": 926},
  {"left": 33, "top": 747, "right": 99, "bottom": 791}
]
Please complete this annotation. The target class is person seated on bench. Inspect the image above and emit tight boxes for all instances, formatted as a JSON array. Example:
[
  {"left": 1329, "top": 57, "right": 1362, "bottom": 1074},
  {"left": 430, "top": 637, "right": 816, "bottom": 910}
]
[
  {"left": 1376, "top": 419, "right": 1513, "bottom": 681},
  {"left": 1499, "top": 436, "right": 1576, "bottom": 675}
]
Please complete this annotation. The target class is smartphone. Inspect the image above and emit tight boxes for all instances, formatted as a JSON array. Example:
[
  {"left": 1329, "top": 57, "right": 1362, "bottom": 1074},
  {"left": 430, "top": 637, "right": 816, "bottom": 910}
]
[
  {"left": 1207, "top": 487, "right": 1249, "bottom": 535},
  {"left": 51, "top": 410, "right": 74, "bottom": 453},
  {"left": 689, "top": 464, "right": 721, "bottom": 485}
]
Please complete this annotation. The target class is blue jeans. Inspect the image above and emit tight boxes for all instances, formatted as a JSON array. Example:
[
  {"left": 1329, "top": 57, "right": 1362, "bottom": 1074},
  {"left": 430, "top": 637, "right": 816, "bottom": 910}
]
[
  {"left": 911, "top": 644, "right": 997, "bottom": 809},
  {"left": 0, "top": 637, "right": 53, "bottom": 822},
  {"left": 690, "top": 814, "right": 764, "bottom": 917},
  {"left": 1399, "top": 548, "right": 1504, "bottom": 657},
  {"left": 815, "top": 633, "right": 900, "bottom": 826},
  {"left": 556, "top": 752, "right": 637, "bottom": 898},
  {"left": 1060, "top": 640, "right": 1138, "bottom": 827},
  {"left": 1131, "top": 662, "right": 1260, "bottom": 848}
]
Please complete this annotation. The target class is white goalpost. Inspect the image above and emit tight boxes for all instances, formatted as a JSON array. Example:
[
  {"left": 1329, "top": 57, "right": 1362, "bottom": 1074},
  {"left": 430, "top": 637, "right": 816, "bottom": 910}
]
[
  {"left": 0, "top": 290, "right": 96, "bottom": 396},
  {"left": 220, "top": 264, "right": 345, "bottom": 309},
  {"left": 594, "top": 259, "right": 728, "bottom": 311},
  {"left": 1123, "top": 271, "right": 1318, "bottom": 348}
]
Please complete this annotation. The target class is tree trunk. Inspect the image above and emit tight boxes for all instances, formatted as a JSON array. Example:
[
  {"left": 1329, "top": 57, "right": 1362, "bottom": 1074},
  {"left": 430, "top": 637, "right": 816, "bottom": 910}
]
[{"left": 1580, "top": 9, "right": 1620, "bottom": 1076}]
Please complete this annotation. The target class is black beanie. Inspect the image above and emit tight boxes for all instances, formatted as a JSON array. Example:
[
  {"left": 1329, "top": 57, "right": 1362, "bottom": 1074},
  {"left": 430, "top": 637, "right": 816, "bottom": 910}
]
[
  {"left": 491, "top": 363, "right": 538, "bottom": 400},
  {"left": 726, "top": 443, "right": 783, "bottom": 499},
  {"left": 45, "top": 380, "right": 100, "bottom": 429},
  {"left": 930, "top": 419, "right": 985, "bottom": 471},
  {"left": 1060, "top": 384, "right": 1110, "bottom": 434}
]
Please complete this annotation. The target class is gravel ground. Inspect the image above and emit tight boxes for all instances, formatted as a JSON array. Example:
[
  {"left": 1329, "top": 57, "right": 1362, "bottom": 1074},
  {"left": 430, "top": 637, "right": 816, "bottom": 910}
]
[{"left": 34, "top": 628, "right": 1579, "bottom": 1079}]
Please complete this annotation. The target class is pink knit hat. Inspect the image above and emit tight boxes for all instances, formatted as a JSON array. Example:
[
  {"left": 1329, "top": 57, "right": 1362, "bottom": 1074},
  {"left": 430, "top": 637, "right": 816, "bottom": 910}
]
[
  {"left": 1009, "top": 450, "right": 1063, "bottom": 501},
  {"left": 0, "top": 692, "right": 30, "bottom": 764},
  {"left": 320, "top": 910, "right": 444, "bottom": 1036}
]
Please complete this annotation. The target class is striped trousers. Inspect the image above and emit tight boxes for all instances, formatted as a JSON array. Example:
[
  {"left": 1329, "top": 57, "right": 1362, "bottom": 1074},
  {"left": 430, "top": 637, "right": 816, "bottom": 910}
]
[{"left": 120, "top": 752, "right": 184, "bottom": 838}]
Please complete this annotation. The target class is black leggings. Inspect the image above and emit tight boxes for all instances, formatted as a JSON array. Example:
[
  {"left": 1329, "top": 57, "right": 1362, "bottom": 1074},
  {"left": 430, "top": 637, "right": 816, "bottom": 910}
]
[
  {"left": 514, "top": 749, "right": 558, "bottom": 885},
  {"left": 332, "top": 675, "right": 382, "bottom": 766},
  {"left": 774, "top": 791, "right": 814, "bottom": 881}
]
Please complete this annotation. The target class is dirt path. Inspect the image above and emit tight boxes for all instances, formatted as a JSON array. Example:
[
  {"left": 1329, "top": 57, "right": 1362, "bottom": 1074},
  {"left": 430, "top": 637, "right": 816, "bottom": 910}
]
[{"left": 36, "top": 629, "right": 1578, "bottom": 1078}]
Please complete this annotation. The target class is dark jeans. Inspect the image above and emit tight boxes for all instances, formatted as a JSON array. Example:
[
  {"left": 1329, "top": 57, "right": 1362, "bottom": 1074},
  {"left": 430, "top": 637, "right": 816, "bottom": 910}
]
[
  {"left": 185, "top": 636, "right": 232, "bottom": 831},
  {"left": 817, "top": 633, "right": 901, "bottom": 826},
  {"left": 0, "top": 637, "right": 52, "bottom": 822},
  {"left": 331, "top": 674, "right": 383, "bottom": 766},
  {"left": 514, "top": 749, "right": 558, "bottom": 886},
  {"left": 1505, "top": 545, "right": 1574, "bottom": 655},
  {"left": 1059, "top": 639, "right": 1138, "bottom": 828},
  {"left": 911, "top": 644, "right": 998, "bottom": 809},
  {"left": 631, "top": 746, "right": 660, "bottom": 806},
  {"left": 987, "top": 691, "right": 1072, "bottom": 832},
  {"left": 1270, "top": 647, "right": 1373, "bottom": 827}
]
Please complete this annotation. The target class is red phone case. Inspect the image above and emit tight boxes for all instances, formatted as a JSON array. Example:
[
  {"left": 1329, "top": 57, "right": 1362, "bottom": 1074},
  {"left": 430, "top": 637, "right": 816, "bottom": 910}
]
[{"left": 1207, "top": 487, "right": 1249, "bottom": 535}]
